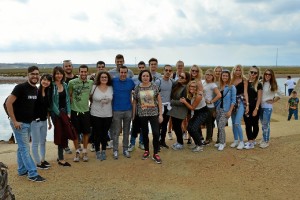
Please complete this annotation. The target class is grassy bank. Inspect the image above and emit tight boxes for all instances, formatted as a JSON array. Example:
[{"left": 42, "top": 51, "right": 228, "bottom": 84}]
[{"left": 1, "top": 66, "right": 300, "bottom": 77}]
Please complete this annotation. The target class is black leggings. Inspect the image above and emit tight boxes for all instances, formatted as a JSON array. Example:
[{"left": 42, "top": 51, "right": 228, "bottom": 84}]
[
  {"left": 91, "top": 115, "right": 112, "bottom": 152},
  {"left": 171, "top": 117, "right": 184, "bottom": 145},
  {"left": 243, "top": 106, "right": 260, "bottom": 141}
]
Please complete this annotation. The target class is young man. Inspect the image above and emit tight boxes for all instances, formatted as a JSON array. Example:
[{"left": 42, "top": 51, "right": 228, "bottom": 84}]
[
  {"left": 173, "top": 60, "right": 185, "bottom": 81},
  {"left": 63, "top": 60, "right": 78, "bottom": 84},
  {"left": 111, "top": 66, "right": 135, "bottom": 159},
  {"left": 155, "top": 65, "right": 174, "bottom": 149},
  {"left": 148, "top": 58, "right": 161, "bottom": 82},
  {"left": 285, "top": 76, "right": 296, "bottom": 96},
  {"left": 63, "top": 59, "right": 78, "bottom": 154},
  {"left": 6, "top": 66, "right": 46, "bottom": 182},
  {"left": 108, "top": 54, "right": 134, "bottom": 78},
  {"left": 128, "top": 61, "right": 146, "bottom": 152},
  {"left": 68, "top": 65, "right": 93, "bottom": 162},
  {"left": 90, "top": 61, "right": 106, "bottom": 81}
]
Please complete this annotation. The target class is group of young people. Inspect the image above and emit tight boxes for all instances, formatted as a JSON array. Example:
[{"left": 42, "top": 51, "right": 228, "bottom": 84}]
[{"left": 6, "top": 54, "right": 283, "bottom": 182}]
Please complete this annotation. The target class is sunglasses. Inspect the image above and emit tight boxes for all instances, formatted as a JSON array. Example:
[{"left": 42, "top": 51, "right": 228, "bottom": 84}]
[
  {"left": 191, "top": 70, "right": 198, "bottom": 73},
  {"left": 264, "top": 73, "right": 272, "bottom": 76},
  {"left": 205, "top": 74, "right": 213, "bottom": 76},
  {"left": 250, "top": 71, "right": 258, "bottom": 75},
  {"left": 165, "top": 69, "right": 172, "bottom": 72}
]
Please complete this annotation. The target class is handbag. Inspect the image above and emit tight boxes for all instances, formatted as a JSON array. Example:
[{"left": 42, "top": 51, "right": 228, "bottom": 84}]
[{"left": 89, "top": 85, "right": 97, "bottom": 107}]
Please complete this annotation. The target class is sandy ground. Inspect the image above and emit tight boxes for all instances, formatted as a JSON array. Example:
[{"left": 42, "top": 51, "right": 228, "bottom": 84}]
[{"left": 1, "top": 111, "right": 299, "bottom": 200}]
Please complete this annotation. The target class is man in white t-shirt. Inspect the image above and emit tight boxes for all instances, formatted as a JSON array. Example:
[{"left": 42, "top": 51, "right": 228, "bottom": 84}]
[{"left": 285, "top": 76, "right": 296, "bottom": 96}]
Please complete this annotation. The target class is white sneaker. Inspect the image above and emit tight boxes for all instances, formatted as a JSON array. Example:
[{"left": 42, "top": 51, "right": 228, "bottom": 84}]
[
  {"left": 172, "top": 143, "right": 183, "bottom": 150},
  {"left": 244, "top": 142, "right": 254, "bottom": 150},
  {"left": 123, "top": 150, "right": 131, "bottom": 158},
  {"left": 128, "top": 144, "right": 135, "bottom": 152},
  {"left": 107, "top": 140, "right": 113, "bottom": 149},
  {"left": 237, "top": 141, "right": 244, "bottom": 150},
  {"left": 230, "top": 140, "right": 239, "bottom": 148},
  {"left": 192, "top": 145, "right": 203, "bottom": 152},
  {"left": 73, "top": 152, "right": 80, "bottom": 162},
  {"left": 218, "top": 143, "right": 226, "bottom": 151},
  {"left": 259, "top": 141, "right": 269, "bottom": 149},
  {"left": 90, "top": 144, "right": 95, "bottom": 152},
  {"left": 167, "top": 131, "right": 173, "bottom": 140},
  {"left": 113, "top": 151, "right": 118, "bottom": 160},
  {"left": 82, "top": 153, "right": 89, "bottom": 162},
  {"left": 214, "top": 143, "right": 220, "bottom": 148},
  {"left": 138, "top": 143, "right": 145, "bottom": 150}
]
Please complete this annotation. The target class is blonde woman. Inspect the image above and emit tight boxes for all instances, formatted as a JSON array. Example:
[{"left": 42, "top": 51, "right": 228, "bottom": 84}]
[
  {"left": 259, "top": 69, "right": 280, "bottom": 148},
  {"left": 243, "top": 66, "right": 262, "bottom": 149},
  {"left": 230, "top": 65, "right": 249, "bottom": 150},
  {"left": 214, "top": 66, "right": 223, "bottom": 86},
  {"left": 203, "top": 69, "right": 221, "bottom": 145},
  {"left": 180, "top": 81, "right": 210, "bottom": 152},
  {"left": 214, "top": 70, "right": 236, "bottom": 151}
]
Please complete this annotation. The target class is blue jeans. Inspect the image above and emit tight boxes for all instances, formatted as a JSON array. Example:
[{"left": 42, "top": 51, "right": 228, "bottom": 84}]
[
  {"left": 10, "top": 121, "right": 38, "bottom": 178},
  {"left": 288, "top": 109, "right": 298, "bottom": 120},
  {"left": 231, "top": 103, "right": 244, "bottom": 141},
  {"left": 31, "top": 120, "right": 48, "bottom": 164},
  {"left": 259, "top": 108, "right": 272, "bottom": 142}
]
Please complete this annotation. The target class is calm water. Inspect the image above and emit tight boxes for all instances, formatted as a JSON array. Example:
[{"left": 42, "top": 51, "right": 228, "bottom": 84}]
[
  {"left": 0, "top": 78, "right": 298, "bottom": 141},
  {"left": 0, "top": 84, "right": 54, "bottom": 141}
]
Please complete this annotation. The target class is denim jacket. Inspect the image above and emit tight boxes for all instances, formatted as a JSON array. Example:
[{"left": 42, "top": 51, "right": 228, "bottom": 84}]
[{"left": 214, "top": 85, "right": 236, "bottom": 112}]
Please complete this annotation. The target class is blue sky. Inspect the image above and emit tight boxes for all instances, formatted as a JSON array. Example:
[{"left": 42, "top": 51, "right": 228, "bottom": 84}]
[{"left": 0, "top": 0, "right": 299, "bottom": 66}]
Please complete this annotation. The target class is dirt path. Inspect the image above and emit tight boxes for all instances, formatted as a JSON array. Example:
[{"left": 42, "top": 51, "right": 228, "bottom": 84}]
[{"left": 1, "top": 112, "right": 300, "bottom": 200}]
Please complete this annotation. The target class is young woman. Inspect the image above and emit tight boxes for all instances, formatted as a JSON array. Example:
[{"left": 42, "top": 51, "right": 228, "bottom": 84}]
[
  {"left": 167, "top": 72, "right": 191, "bottom": 150},
  {"left": 203, "top": 69, "right": 221, "bottom": 145},
  {"left": 214, "top": 70, "right": 236, "bottom": 151},
  {"left": 230, "top": 65, "right": 249, "bottom": 150},
  {"left": 31, "top": 74, "right": 52, "bottom": 169},
  {"left": 132, "top": 70, "right": 163, "bottom": 164},
  {"left": 51, "top": 66, "right": 77, "bottom": 167},
  {"left": 180, "top": 81, "right": 210, "bottom": 152},
  {"left": 90, "top": 71, "right": 113, "bottom": 161},
  {"left": 243, "top": 66, "right": 262, "bottom": 149},
  {"left": 183, "top": 65, "right": 204, "bottom": 144},
  {"left": 259, "top": 69, "right": 280, "bottom": 148},
  {"left": 214, "top": 66, "right": 223, "bottom": 86}
]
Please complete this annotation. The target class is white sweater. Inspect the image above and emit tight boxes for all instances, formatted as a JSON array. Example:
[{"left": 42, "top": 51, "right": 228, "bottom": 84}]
[{"left": 261, "top": 81, "right": 280, "bottom": 108}]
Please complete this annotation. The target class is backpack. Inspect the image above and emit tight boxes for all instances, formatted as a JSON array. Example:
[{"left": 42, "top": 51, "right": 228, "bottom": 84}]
[{"left": 3, "top": 97, "right": 9, "bottom": 118}]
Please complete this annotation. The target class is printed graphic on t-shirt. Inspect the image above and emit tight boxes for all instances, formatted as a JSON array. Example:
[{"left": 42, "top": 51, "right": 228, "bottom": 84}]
[
  {"left": 140, "top": 90, "right": 155, "bottom": 109},
  {"left": 289, "top": 98, "right": 299, "bottom": 109}
]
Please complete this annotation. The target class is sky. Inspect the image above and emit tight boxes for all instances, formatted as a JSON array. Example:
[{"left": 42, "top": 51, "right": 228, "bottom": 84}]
[{"left": 0, "top": 0, "right": 299, "bottom": 66}]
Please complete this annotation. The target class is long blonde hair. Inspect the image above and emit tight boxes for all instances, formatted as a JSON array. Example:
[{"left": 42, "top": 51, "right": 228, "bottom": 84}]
[
  {"left": 186, "top": 80, "right": 198, "bottom": 100},
  {"left": 248, "top": 65, "right": 260, "bottom": 92},
  {"left": 231, "top": 64, "right": 246, "bottom": 85},
  {"left": 189, "top": 65, "right": 202, "bottom": 81}
]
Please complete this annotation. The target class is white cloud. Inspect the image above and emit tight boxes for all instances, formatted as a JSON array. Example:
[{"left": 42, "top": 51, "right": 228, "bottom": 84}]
[{"left": 0, "top": 0, "right": 299, "bottom": 65}]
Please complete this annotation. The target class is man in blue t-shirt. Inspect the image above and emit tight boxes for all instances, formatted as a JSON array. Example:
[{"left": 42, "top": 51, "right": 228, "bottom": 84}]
[{"left": 111, "top": 66, "right": 135, "bottom": 159}]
